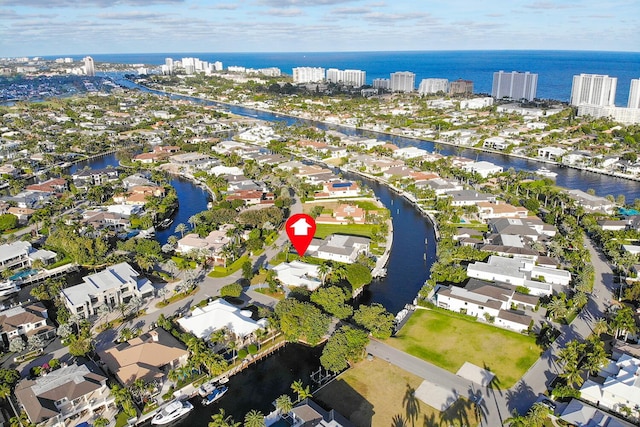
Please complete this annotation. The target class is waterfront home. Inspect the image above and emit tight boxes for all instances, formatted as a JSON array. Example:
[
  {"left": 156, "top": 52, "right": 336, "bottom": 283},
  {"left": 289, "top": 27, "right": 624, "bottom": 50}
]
[
  {"left": 476, "top": 201, "right": 528, "bottom": 221},
  {"left": 314, "top": 180, "right": 360, "bottom": 199},
  {"left": 0, "top": 241, "right": 56, "bottom": 272},
  {"left": 482, "top": 136, "right": 509, "bottom": 150},
  {"left": 60, "top": 262, "right": 154, "bottom": 319},
  {"left": 98, "top": 328, "right": 188, "bottom": 387},
  {"left": 71, "top": 168, "right": 119, "bottom": 188},
  {"left": 26, "top": 178, "right": 68, "bottom": 194},
  {"left": 489, "top": 217, "right": 557, "bottom": 238},
  {"left": 306, "top": 234, "right": 370, "bottom": 264},
  {"left": 392, "top": 146, "right": 430, "bottom": 159},
  {"left": 580, "top": 354, "right": 640, "bottom": 420},
  {"left": 433, "top": 279, "right": 538, "bottom": 332},
  {"left": 566, "top": 189, "right": 616, "bottom": 214},
  {"left": 467, "top": 255, "right": 570, "bottom": 290},
  {"left": 314, "top": 204, "right": 366, "bottom": 225},
  {"left": 169, "top": 152, "right": 216, "bottom": 169},
  {"left": 288, "top": 398, "right": 355, "bottom": 427},
  {"left": 272, "top": 261, "right": 322, "bottom": 291},
  {"left": 448, "top": 190, "right": 496, "bottom": 206},
  {"left": 15, "top": 361, "right": 117, "bottom": 427},
  {"left": 226, "top": 190, "right": 275, "bottom": 205},
  {"left": 462, "top": 161, "right": 504, "bottom": 178},
  {"left": 559, "top": 399, "right": 636, "bottom": 427},
  {"left": 0, "top": 302, "right": 55, "bottom": 350},
  {"left": 537, "top": 146, "right": 566, "bottom": 161},
  {"left": 416, "top": 178, "right": 463, "bottom": 195},
  {"left": 177, "top": 299, "right": 266, "bottom": 341},
  {"left": 81, "top": 209, "right": 131, "bottom": 232}
]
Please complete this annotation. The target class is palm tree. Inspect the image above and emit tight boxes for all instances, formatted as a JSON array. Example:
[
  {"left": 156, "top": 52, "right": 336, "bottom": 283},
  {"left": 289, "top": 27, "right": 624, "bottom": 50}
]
[
  {"left": 188, "top": 215, "right": 200, "bottom": 230},
  {"left": 275, "top": 394, "right": 293, "bottom": 414},
  {"left": 317, "top": 263, "right": 331, "bottom": 286},
  {"left": 560, "top": 363, "right": 585, "bottom": 388},
  {"left": 583, "top": 338, "right": 608, "bottom": 375},
  {"left": 209, "top": 409, "right": 240, "bottom": 427},
  {"left": 572, "top": 291, "right": 588, "bottom": 310},
  {"left": 592, "top": 318, "right": 609, "bottom": 336},
  {"left": 0, "top": 383, "right": 11, "bottom": 401},
  {"left": 611, "top": 306, "right": 638, "bottom": 340},
  {"left": 290, "top": 379, "right": 311, "bottom": 402},
  {"left": 175, "top": 223, "right": 188, "bottom": 238},
  {"left": 527, "top": 403, "right": 550, "bottom": 426},
  {"left": 243, "top": 410, "right": 265, "bottom": 427},
  {"left": 503, "top": 409, "right": 527, "bottom": 427},
  {"left": 9, "top": 412, "right": 33, "bottom": 427},
  {"left": 546, "top": 297, "right": 567, "bottom": 320}
]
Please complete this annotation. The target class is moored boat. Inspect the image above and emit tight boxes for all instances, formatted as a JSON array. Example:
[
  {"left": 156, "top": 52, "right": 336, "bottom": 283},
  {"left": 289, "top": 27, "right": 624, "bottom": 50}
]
[
  {"left": 151, "top": 400, "right": 193, "bottom": 425},
  {"left": 535, "top": 167, "right": 558, "bottom": 178},
  {"left": 202, "top": 386, "right": 228, "bottom": 406}
]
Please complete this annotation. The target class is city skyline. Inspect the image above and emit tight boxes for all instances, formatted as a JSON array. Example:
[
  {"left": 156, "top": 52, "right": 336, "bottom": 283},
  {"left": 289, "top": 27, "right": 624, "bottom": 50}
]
[{"left": 1, "top": 0, "right": 638, "bottom": 57}]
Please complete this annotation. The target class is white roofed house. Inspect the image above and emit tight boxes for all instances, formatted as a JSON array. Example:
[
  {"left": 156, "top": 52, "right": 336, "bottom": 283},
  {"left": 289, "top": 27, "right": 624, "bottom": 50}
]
[
  {"left": 61, "top": 262, "right": 154, "bottom": 319},
  {"left": 177, "top": 299, "right": 265, "bottom": 342},
  {"left": 566, "top": 189, "right": 616, "bottom": 214},
  {"left": 0, "top": 241, "right": 57, "bottom": 272},
  {"left": 272, "top": 261, "right": 322, "bottom": 291},
  {"left": 461, "top": 161, "right": 503, "bottom": 178},
  {"left": 307, "top": 234, "right": 370, "bottom": 264},
  {"left": 580, "top": 354, "right": 640, "bottom": 420},
  {"left": 176, "top": 229, "right": 231, "bottom": 266}
]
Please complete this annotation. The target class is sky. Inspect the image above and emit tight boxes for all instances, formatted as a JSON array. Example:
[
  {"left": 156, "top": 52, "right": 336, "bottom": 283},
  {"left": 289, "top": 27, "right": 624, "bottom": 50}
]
[{"left": 1, "top": 0, "right": 638, "bottom": 57}]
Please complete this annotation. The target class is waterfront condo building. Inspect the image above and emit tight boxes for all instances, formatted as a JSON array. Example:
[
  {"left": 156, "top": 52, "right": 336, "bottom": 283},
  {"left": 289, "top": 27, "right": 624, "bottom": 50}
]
[
  {"left": 373, "top": 78, "right": 390, "bottom": 90},
  {"left": 418, "top": 78, "right": 449, "bottom": 95},
  {"left": 491, "top": 71, "right": 538, "bottom": 101},
  {"left": 83, "top": 56, "right": 95, "bottom": 76},
  {"left": 449, "top": 79, "right": 474, "bottom": 95},
  {"left": 326, "top": 68, "right": 366, "bottom": 87},
  {"left": 570, "top": 74, "right": 617, "bottom": 107},
  {"left": 390, "top": 71, "right": 415, "bottom": 93},
  {"left": 628, "top": 78, "right": 640, "bottom": 109},
  {"left": 292, "top": 67, "right": 325, "bottom": 83}
]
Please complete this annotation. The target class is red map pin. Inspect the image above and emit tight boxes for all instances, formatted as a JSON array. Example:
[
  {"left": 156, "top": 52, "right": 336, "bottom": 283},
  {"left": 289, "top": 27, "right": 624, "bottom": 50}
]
[{"left": 285, "top": 213, "right": 316, "bottom": 257}]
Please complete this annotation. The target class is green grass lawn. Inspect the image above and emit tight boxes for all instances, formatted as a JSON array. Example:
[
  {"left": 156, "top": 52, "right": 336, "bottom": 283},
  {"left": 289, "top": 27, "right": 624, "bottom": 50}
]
[
  {"left": 208, "top": 255, "right": 249, "bottom": 278},
  {"left": 389, "top": 309, "right": 541, "bottom": 388},
  {"left": 314, "top": 223, "right": 376, "bottom": 239}
]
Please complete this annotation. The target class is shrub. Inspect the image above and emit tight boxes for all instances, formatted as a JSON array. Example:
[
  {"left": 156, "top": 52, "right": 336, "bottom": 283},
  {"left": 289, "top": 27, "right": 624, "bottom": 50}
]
[
  {"left": 248, "top": 344, "right": 258, "bottom": 355},
  {"left": 237, "top": 348, "right": 248, "bottom": 359},
  {"left": 220, "top": 283, "right": 243, "bottom": 298}
]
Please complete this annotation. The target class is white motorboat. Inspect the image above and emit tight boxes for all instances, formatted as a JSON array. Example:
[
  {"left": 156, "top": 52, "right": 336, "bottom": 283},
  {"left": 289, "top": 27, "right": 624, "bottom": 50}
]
[
  {"left": 535, "top": 167, "right": 558, "bottom": 178},
  {"left": 198, "top": 381, "right": 217, "bottom": 397},
  {"left": 151, "top": 400, "right": 193, "bottom": 425}
]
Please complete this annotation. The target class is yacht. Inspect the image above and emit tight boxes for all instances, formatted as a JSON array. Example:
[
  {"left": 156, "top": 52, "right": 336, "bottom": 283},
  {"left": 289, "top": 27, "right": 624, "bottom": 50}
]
[
  {"left": 151, "top": 400, "right": 194, "bottom": 425},
  {"left": 202, "top": 386, "right": 228, "bottom": 406},
  {"left": 0, "top": 281, "right": 19, "bottom": 298},
  {"left": 535, "top": 167, "right": 558, "bottom": 178},
  {"left": 158, "top": 218, "right": 174, "bottom": 229}
]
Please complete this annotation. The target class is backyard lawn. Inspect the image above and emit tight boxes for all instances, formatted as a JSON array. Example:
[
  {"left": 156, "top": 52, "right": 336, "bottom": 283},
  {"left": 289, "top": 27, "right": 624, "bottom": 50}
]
[
  {"left": 314, "top": 223, "right": 376, "bottom": 239},
  {"left": 315, "top": 358, "right": 478, "bottom": 427},
  {"left": 389, "top": 309, "right": 541, "bottom": 388}
]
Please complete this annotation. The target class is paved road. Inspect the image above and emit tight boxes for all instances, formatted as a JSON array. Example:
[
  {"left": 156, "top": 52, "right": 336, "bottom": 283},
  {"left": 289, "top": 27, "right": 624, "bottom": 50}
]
[{"left": 370, "top": 235, "right": 616, "bottom": 426}]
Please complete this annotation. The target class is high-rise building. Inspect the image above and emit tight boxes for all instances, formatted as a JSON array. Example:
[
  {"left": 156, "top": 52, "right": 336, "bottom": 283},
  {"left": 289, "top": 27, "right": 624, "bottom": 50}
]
[
  {"left": 390, "top": 71, "right": 415, "bottom": 93},
  {"left": 449, "top": 79, "right": 473, "bottom": 95},
  {"left": 325, "top": 68, "right": 365, "bottom": 87},
  {"left": 628, "top": 79, "right": 640, "bottom": 109},
  {"left": 418, "top": 78, "right": 449, "bottom": 95},
  {"left": 570, "top": 74, "right": 617, "bottom": 107},
  {"left": 83, "top": 56, "right": 95, "bottom": 76},
  {"left": 491, "top": 71, "right": 538, "bottom": 101},
  {"left": 292, "top": 67, "right": 325, "bottom": 83},
  {"left": 373, "top": 79, "right": 390, "bottom": 90},
  {"left": 164, "top": 58, "right": 173, "bottom": 74}
]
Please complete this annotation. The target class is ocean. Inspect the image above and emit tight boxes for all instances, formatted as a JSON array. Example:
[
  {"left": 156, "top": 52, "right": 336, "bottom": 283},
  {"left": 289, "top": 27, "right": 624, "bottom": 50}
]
[{"left": 45, "top": 50, "right": 640, "bottom": 105}]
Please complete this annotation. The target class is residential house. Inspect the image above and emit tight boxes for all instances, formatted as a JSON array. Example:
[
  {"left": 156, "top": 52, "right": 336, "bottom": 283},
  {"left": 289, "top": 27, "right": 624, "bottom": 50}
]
[
  {"left": 448, "top": 190, "right": 496, "bottom": 207},
  {"left": 462, "top": 161, "right": 503, "bottom": 178},
  {"left": 15, "top": 362, "right": 117, "bottom": 427},
  {"left": 476, "top": 202, "right": 528, "bottom": 221},
  {"left": 72, "top": 168, "right": 119, "bottom": 188},
  {"left": 566, "top": 189, "right": 616, "bottom": 214},
  {"left": 580, "top": 354, "right": 640, "bottom": 420},
  {"left": 434, "top": 279, "right": 538, "bottom": 332},
  {"left": 82, "top": 209, "right": 130, "bottom": 232},
  {"left": 483, "top": 136, "right": 509, "bottom": 150},
  {"left": 560, "top": 399, "right": 636, "bottom": 427},
  {"left": 314, "top": 181, "right": 360, "bottom": 199},
  {"left": 288, "top": 398, "right": 355, "bottom": 427},
  {"left": 272, "top": 261, "right": 322, "bottom": 291},
  {"left": 7, "top": 207, "right": 35, "bottom": 224},
  {"left": 226, "top": 190, "right": 275, "bottom": 205},
  {"left": 467, "top": 255, "right": 570, "bottom": 294},
  {"left": 0, "top": 303, "right": 55, "bottom": 349},
  {"left": 61, "top": 262, "right": 154, "bottom": 319},
  {"left": 176, "top": 230, "right": 231, "bottom": 266},
  {"left": 537, "top": 146, "right": 566, "bottom": 161},
  {"left": 5, "top": 190, "right": 53, "bottom": 209},
  {"left": 177, "top": 299, "right": 266, "bottom": 340},
  {"left": 168, "top": 153, "right": 216, "bottom": 169},
  {"left": 316, "top": 204, "right": 366, "bottom": 225},
  {"left": 26, "top": 178, "right": 68, "bottom": 194},
  {"left": 416, "top": 178, "right": 463, "bottom": 195},
  {"left": 98, "top": 328, "right": 189, "bottom": 386},
  {"left": 392, "top": 147, "right": 429, "bottom": 159},
  {"left": 0, "top": 241, "right": 56, "bottom": 272},
  {"left": 598, "top": 220, "right": 628, "bottom": 231},
  {"left": 113, "top": 185, "right": 165, "bottom": 206},
  {"left": 307, "top": 234, "right": 370, "bottom": 264}
]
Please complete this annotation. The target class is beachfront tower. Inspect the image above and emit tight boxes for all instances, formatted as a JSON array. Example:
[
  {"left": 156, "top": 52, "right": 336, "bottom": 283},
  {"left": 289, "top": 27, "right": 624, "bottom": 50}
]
[
  {"left": 570, "top": 74, "right": 617, "bottom": 107},
  {"left": 83, "top": 56, "right": 95, "bottom": 76},
  {"left": 492, "top": 71, "right": 538, "bottom": 101}
]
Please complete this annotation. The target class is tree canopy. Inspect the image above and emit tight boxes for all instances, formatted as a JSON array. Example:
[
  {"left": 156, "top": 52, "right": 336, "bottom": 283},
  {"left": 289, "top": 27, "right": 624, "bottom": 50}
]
[
  {"left": 275, "top": 299, "right": 330, "bottom": 345},
  {"left": 320, "top": 325, "right": 369, "bottom": 373}
]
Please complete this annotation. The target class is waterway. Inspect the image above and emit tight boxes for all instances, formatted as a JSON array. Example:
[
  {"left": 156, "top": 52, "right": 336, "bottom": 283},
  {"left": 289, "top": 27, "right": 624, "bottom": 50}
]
[
  {"left": 68, "top": 154, "right": 211, "bottom": 245},
  {"left": 115, "top": 76, "right": 640, "bottom": 202}
]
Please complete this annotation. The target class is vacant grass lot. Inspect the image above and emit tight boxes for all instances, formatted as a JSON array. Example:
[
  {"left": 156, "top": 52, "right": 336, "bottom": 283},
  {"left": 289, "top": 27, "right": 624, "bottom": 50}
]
[
  {"left": 314, "top": 223, "right": 376, "bottom": 239},
  {"left": 315, "top": 358, "right": 478, "bottom": 427},
  {"left": 389, "top": 309, "right": 540, "bottom": 388}
]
